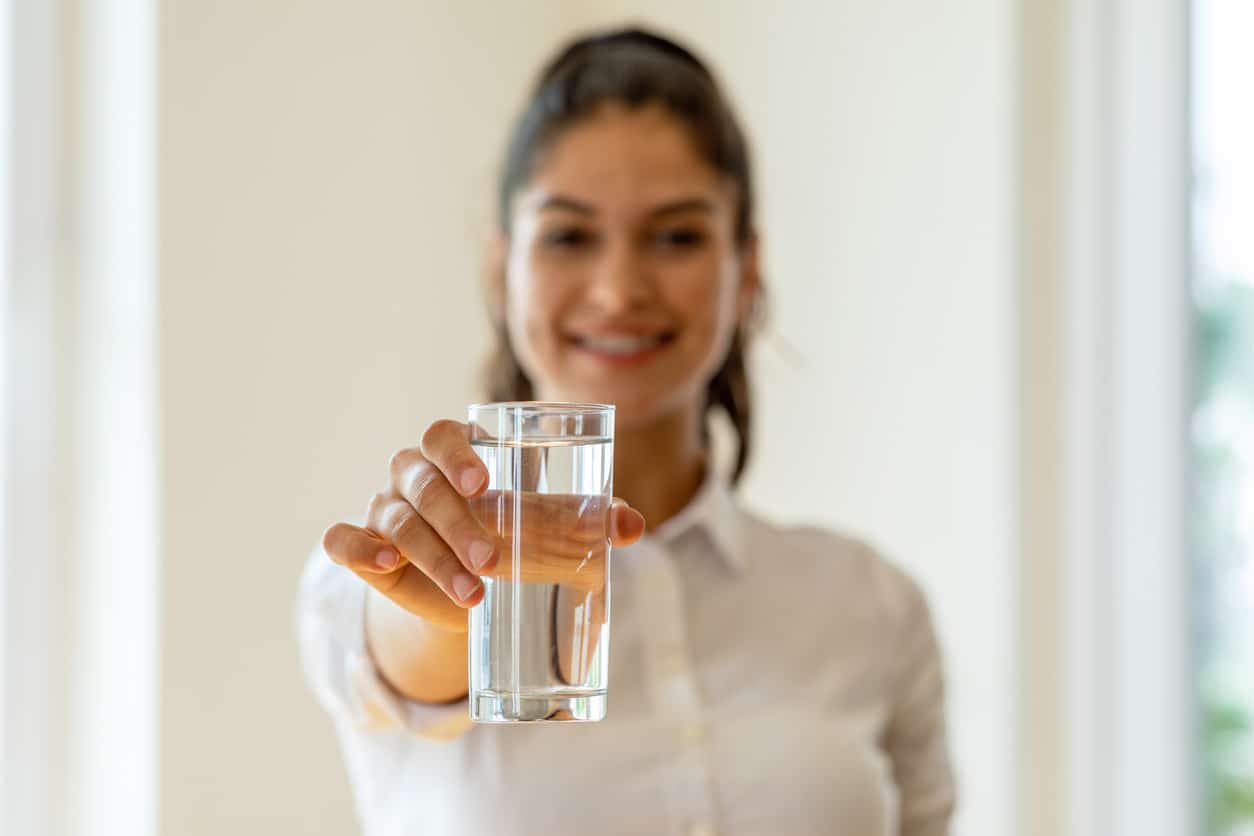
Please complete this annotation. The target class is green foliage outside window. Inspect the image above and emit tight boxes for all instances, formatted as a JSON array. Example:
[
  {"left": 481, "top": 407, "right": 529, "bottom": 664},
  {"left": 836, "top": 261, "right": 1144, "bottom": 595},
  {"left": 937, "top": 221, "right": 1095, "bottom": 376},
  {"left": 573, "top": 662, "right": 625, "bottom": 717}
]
[{"left": 1195, "top": 278, "right": 1254, "bottom": 834}]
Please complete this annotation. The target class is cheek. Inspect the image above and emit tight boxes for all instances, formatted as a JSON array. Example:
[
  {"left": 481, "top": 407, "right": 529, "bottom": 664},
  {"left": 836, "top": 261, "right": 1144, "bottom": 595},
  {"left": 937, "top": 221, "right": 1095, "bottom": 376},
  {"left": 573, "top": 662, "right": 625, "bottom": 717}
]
[
  {"left": 504, "top": 265, "right": 565, "bottom": 372},
  {"left": 672, "top": 261, "right": 740, "bottom": 361}
]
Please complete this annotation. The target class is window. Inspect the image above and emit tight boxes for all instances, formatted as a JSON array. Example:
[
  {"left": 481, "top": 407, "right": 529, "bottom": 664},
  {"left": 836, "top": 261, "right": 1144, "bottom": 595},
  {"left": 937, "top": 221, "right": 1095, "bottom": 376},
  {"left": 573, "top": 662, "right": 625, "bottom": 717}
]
[
  {"left": 0, "top": 2, "right": 158, "bottom": 833},
  {"left": 1193, "top": 2, "right": 1254, "bottom": 833}
]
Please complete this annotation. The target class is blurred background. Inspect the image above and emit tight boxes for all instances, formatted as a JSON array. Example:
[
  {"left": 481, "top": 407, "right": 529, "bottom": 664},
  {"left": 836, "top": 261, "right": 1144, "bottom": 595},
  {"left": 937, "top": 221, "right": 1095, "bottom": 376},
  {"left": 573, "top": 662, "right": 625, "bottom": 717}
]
[{"left": 1, "top": 1, "right": 1247, "bottom": 834}]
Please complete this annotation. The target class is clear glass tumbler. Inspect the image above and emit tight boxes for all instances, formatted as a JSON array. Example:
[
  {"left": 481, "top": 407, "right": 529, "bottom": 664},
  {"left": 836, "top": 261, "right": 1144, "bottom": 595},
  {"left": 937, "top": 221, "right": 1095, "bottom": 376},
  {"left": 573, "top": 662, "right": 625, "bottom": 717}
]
[{"left": 466, "top": 401, "right": 615, "bottom": 723}]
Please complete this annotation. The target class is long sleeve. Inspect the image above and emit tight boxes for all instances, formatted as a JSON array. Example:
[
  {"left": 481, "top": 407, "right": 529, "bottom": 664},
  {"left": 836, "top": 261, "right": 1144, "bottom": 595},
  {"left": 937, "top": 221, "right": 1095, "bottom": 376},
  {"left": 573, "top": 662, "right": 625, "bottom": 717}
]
[
  {"left": 883, "top": 575, "right": 957, "bottom": 836},
  {"left": 294, "top": 544, "right": 474, "bottom": 741}
]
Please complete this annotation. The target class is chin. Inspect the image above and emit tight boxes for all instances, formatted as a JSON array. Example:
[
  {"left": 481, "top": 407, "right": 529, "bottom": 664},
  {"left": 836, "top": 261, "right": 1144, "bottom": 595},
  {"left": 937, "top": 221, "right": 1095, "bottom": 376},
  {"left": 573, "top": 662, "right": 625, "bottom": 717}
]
[{"left": 547, "top": 383, "right": 692, "bottom": 430}]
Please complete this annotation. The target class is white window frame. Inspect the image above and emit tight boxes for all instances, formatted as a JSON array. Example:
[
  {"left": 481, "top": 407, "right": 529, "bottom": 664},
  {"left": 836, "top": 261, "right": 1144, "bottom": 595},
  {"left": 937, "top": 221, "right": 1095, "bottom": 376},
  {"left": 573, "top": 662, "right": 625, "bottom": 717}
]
[
  {"left": 1, "top": 1, "right": 158, "bottom": 835},
  {"left": 1020, "top": 0, "right": 1194, "bottom": 834}
]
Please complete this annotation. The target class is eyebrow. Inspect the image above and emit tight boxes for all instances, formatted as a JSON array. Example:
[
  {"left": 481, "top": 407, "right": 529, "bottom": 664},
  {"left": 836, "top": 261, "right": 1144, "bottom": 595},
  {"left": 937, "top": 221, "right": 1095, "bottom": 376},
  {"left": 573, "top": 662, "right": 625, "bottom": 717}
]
[{"left": 536, "top": 195, "right": 715, "bottom": 218}]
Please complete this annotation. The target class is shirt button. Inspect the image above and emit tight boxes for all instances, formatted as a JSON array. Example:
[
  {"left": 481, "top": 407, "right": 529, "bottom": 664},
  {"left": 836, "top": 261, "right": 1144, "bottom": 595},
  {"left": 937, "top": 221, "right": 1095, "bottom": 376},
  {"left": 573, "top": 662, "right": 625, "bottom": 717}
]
[{"left": 688, "top": 823, "right": 715, "bottom": 836}]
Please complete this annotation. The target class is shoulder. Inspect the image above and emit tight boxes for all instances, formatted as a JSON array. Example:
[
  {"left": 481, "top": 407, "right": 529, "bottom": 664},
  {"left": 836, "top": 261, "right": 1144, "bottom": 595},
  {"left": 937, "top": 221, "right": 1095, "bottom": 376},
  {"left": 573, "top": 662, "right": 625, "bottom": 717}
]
[{"left": 736, "top": 506, "right": 933, "bottom": 626}]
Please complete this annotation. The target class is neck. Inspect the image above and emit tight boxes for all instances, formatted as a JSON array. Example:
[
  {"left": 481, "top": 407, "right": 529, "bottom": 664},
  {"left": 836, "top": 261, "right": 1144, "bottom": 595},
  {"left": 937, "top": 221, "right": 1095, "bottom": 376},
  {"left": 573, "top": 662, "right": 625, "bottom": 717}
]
[{"left": 611, "top": 403, "right": 707, "bottom": 531}]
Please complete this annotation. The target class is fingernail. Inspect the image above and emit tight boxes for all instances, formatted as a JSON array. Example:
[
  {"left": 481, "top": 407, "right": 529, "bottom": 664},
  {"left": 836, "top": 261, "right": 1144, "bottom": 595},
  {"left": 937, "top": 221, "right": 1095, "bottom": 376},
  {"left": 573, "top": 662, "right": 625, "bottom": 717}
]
[
  {"left": 460, "top": 468, "right": 484, "bottom": 495},
  {"left": 469, "top": 540, "right": 494, "bottom": 571},
  {"left": 617, "top": 509, "right": 644, "bottom": 539},
  {"left": 452, "top": 573, "right": 480, "bottom": 602},
  {"left": 375, "top": 549, "right": 399, "bottom": 570}
]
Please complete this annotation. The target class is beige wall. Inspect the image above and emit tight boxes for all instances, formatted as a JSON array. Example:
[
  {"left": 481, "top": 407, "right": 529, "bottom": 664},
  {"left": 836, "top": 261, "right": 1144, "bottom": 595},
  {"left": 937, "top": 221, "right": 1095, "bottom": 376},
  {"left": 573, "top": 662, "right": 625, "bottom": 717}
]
[
  {"left": 160, "top": 3, "right": 1015, "bottom": 834},
  {"left": 159, "top": 4, "right": 575, "bottom": 832}
]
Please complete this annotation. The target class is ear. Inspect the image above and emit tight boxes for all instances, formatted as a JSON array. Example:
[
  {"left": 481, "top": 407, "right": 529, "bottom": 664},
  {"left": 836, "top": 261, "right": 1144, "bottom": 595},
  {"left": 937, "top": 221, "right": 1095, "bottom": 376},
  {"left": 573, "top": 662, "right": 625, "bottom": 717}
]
[{"left": 735, "top": 231, "right": 762, "bottom": 328}]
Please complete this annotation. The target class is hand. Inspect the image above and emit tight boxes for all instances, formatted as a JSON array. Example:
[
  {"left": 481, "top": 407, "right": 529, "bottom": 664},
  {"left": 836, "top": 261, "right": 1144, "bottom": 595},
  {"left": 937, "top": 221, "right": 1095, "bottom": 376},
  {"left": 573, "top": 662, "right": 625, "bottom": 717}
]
[
  {"left": 321, "top": 419, "right": 645, "bottom": 633},
  {"left": 467, "top": 490, "right": 616, "bottom": 591}
]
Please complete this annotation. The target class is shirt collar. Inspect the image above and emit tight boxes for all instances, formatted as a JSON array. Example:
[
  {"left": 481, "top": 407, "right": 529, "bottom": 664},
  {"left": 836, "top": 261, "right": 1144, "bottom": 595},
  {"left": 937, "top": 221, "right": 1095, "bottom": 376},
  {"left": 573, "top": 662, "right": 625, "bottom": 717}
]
[{"left": 644, "top": 464, "right": 747, "bottom": 573}]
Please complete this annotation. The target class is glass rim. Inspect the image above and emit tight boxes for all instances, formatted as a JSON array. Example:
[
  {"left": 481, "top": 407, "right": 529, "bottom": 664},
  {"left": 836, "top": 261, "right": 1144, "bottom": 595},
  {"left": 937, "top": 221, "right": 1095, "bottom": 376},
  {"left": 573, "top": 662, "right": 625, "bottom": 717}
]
[{"left": 467, "top": 400, "right": 615, "bottom": 415}]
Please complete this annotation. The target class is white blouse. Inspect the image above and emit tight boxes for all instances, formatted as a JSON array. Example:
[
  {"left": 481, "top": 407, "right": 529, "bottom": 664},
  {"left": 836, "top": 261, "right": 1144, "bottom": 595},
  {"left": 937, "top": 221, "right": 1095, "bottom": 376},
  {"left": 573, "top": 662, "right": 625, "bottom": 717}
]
[{"left": 296, "top": 471, "right": 956, "bottom": 835}]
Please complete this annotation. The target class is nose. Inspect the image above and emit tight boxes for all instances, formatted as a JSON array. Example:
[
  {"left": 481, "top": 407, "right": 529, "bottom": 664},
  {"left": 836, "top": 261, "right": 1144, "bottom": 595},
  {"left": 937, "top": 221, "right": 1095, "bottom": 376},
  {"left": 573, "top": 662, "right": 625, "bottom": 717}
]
[{"left": 584, "top": 239, "right": 653, "bottom": 313}]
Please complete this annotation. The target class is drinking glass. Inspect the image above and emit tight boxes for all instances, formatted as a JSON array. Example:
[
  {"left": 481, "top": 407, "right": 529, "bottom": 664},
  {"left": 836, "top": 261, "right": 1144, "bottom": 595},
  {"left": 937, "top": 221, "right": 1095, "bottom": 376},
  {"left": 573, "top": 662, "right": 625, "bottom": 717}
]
[{"left": 466, "top": 401, "right": 615, "bottom": 722}]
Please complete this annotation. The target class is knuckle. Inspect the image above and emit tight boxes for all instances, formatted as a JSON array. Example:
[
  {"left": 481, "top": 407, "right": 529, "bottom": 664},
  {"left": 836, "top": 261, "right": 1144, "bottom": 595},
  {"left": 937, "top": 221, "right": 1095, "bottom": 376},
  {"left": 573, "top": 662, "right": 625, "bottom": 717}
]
[
  {"left": 420, "top": 419, "right": 461, "bottom": 455},
  {"left": 387, "top": 447, "right": 422, "bottom": 482},
  {"left": 390, "top": 507, "right": 427, "bottom": 545},
  {"left": 406, "top": 463, "right": 444, "bottom": 515},
  {"left": 365, "top": 492, "right": 390, "bottom": 524}
]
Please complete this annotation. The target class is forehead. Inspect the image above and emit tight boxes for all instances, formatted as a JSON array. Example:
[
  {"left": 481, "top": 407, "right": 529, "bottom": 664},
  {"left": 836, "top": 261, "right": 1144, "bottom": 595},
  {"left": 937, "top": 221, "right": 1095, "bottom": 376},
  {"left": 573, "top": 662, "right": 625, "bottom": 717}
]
[{"left": 519, "top": 101, "right": 732, "bottom": 215}]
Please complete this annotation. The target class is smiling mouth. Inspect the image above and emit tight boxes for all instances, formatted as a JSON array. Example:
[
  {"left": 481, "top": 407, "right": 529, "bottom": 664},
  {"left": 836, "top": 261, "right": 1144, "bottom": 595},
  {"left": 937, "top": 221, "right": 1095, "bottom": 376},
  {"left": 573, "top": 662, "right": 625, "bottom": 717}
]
[{"left": 566, "top": 331, "right": 677, "bottom": 361}]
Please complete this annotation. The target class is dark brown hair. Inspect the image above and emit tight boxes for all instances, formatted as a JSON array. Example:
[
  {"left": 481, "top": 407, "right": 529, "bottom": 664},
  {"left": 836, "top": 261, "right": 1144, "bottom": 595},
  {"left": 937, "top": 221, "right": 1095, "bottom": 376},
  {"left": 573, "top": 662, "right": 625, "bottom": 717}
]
[{"left": 485, "top": 26, "right": 760, "bottom": 484}]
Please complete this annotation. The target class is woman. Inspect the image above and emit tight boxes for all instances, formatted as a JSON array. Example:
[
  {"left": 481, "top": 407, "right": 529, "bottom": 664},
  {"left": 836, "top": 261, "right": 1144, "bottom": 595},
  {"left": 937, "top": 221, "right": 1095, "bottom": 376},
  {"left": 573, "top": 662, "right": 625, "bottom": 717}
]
[{"left": 298, "top": 27, "right": 955, "bottom": 836}]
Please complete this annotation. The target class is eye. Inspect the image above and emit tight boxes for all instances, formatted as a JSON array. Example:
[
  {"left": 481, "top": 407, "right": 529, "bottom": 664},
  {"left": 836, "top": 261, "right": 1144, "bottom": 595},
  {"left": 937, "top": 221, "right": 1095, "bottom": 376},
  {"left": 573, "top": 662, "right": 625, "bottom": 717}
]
[
  {"left": 653, "top": 227, "right": 706, "bottom": 250},
  {"left": 543, "top": 227, "right": 594, "bottom": 249}
]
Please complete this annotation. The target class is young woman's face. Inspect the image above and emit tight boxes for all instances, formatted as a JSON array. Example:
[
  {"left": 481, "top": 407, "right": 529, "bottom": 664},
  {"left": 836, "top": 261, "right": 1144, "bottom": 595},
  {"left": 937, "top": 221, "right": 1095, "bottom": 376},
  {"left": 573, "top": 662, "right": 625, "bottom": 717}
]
[{"left": 502, "top": 101, "right": 758, "bottom": 428}]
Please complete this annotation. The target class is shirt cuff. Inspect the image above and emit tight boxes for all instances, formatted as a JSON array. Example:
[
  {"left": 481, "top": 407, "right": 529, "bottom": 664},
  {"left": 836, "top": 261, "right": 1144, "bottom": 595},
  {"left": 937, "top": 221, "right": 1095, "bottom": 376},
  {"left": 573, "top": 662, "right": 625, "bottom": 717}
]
[{"left": 297, "top": 552, "right": 474, "bottom": 742}]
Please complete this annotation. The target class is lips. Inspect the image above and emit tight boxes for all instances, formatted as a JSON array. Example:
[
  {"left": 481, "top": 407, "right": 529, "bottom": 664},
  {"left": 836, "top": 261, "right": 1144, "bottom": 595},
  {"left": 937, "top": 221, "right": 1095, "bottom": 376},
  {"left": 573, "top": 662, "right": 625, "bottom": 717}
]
[{"left": 566, "top": 330, "right": 677, "bottom": 364}]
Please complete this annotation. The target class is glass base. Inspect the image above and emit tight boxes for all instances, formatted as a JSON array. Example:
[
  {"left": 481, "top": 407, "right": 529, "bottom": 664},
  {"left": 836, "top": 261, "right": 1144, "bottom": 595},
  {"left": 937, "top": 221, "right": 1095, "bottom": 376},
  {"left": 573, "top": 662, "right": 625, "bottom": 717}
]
[{"left": 470, "top": 690, "right": 607, "bottom": 723}]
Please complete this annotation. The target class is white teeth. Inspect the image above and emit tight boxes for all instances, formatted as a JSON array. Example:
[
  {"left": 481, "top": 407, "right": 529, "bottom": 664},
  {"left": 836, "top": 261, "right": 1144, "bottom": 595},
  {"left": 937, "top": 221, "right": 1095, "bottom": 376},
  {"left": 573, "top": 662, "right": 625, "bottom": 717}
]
[{"left": 579, "top": 334, "right": 665, "bottom": 355}]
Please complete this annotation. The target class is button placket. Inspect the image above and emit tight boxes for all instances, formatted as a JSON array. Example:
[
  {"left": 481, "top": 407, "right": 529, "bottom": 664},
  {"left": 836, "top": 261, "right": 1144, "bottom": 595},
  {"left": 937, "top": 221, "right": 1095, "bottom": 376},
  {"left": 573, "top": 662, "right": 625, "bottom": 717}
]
[{"left": 635, "top": 539, "right": 719, "bottom": 835}]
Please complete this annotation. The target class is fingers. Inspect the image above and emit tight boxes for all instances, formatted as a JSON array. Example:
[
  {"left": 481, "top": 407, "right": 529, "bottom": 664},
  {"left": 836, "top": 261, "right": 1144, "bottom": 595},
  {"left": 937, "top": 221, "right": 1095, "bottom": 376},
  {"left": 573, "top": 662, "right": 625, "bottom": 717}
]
[
  {"left": 469, "top": 490, "right": 605, "bottom": 589},
  {"left": 469, "top": 491, "right": 637, "bottom": 546},
  {"left": 460, "top": 491, "right": 643, "bottom": 589},
  {"left": 322, "top": 521, "right": 402, "bottom": 574},
  {"left": 418, "top": 419, "right": 488, "bottom": 498},
  {"left": 367, "top": 493, "right": 486, "bottom": 607},
  {"left": 610, "top": 499, "right": 646, "bottom": 546},
  {"left": 370, "top": 563, "right": 474, "bottom": 632},
  {"left": 323, "top": 520, "right": 476, "bottom": 630},
  {"left": 389, "top": 447, "right": 500, "bottom": 577},
  {"left": 482, "top": 542, "right": 607, "bottom": 590},
  {"left": 328, "top": 428, "right": 645, "bottom": 619},
  {"left": 468, "top": 491, "right": 643, "bottom": 551}
]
